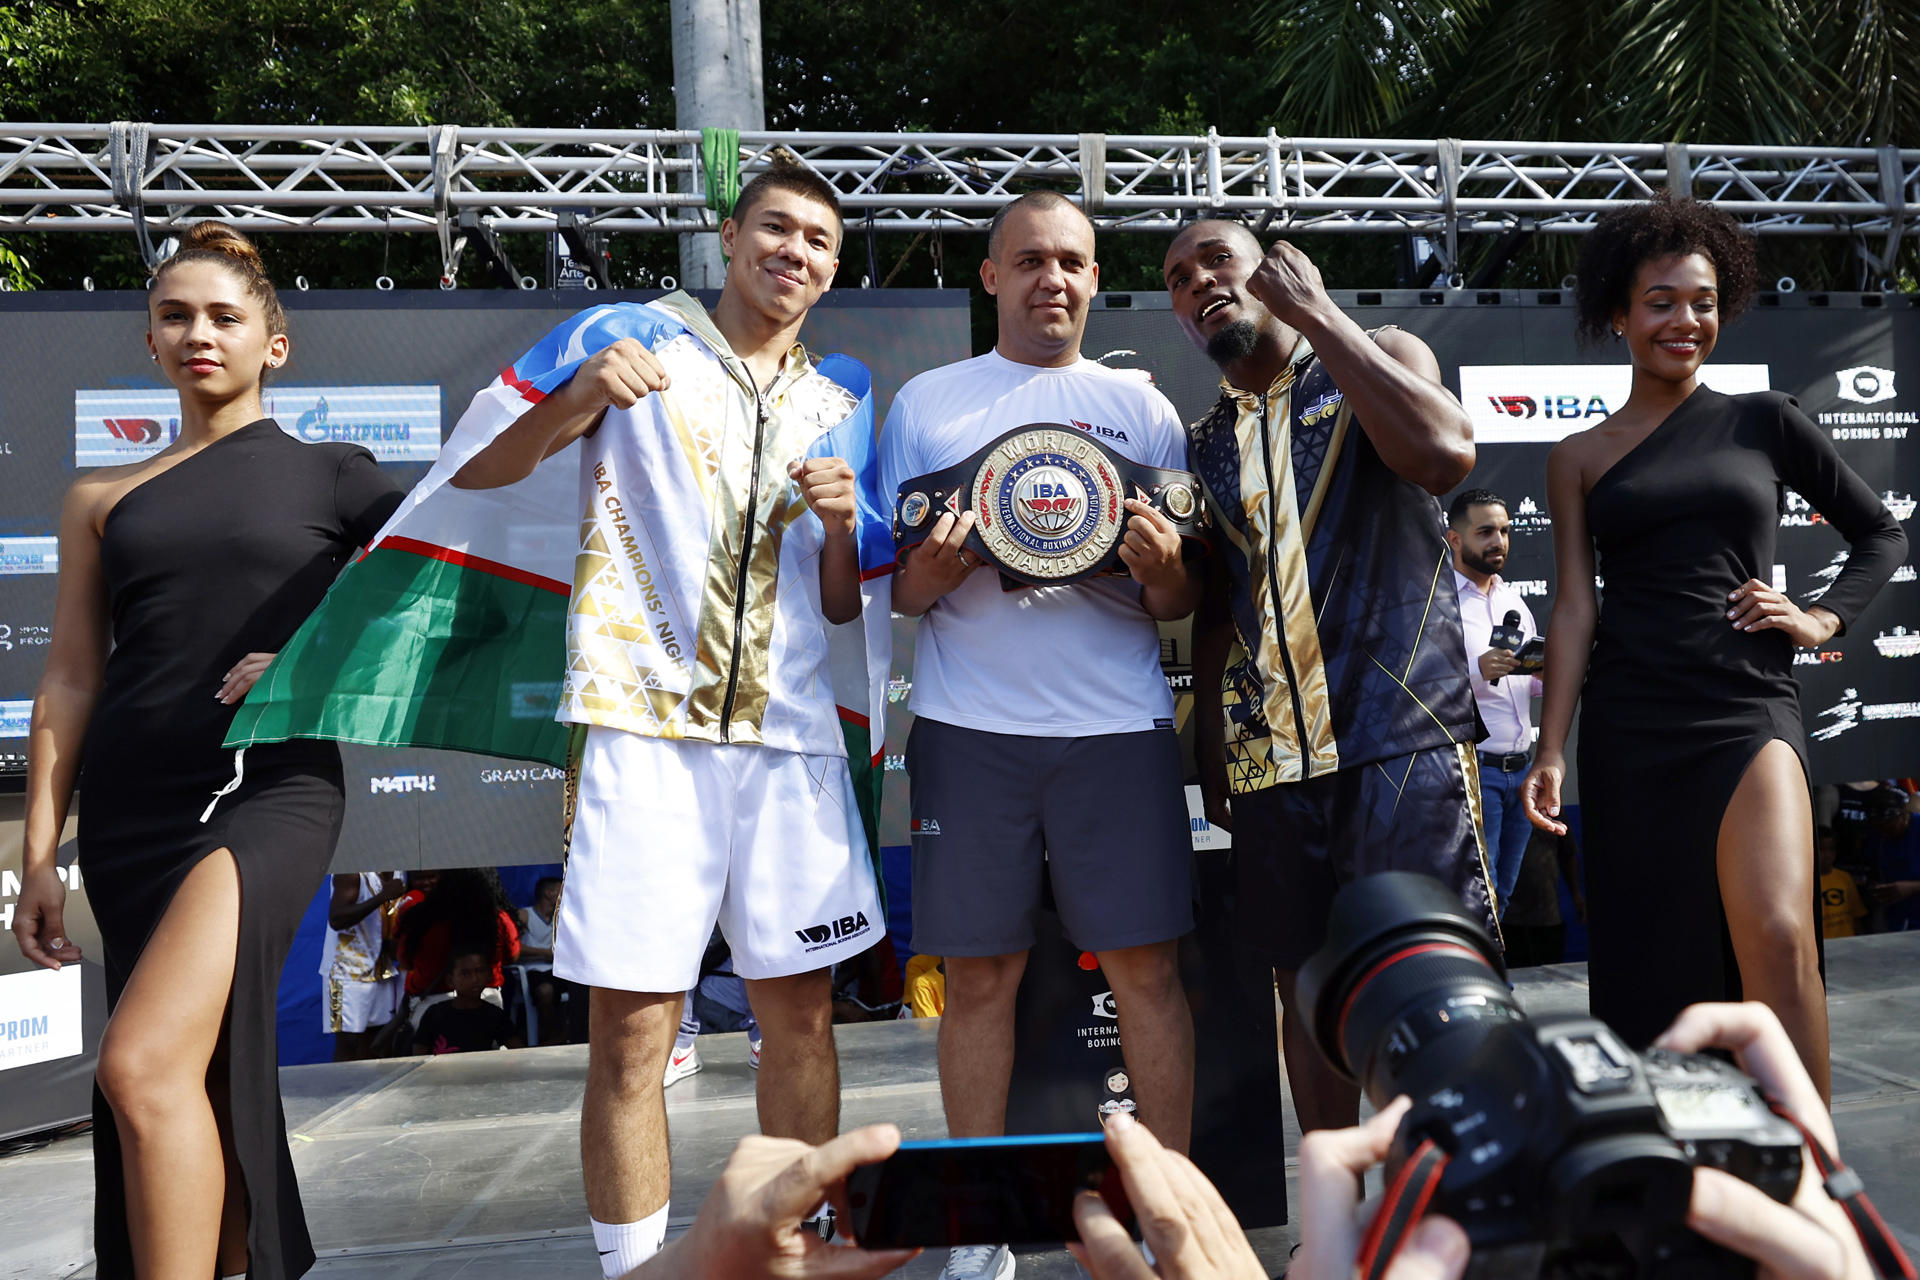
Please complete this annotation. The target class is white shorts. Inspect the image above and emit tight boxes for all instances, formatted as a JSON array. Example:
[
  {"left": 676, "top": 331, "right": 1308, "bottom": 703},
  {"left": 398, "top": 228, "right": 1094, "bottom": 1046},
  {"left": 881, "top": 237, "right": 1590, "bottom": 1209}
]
[
  {"left": 553, "top": 728, "right": 883, "bottom": 992},
  {"left": 324, "top": 973, "right": 402, "bottom": 1034}
]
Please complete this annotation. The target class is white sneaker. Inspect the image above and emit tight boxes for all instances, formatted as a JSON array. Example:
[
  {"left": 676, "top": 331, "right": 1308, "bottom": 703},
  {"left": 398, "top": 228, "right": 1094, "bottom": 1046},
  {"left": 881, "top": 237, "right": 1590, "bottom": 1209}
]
[
  {"left": 662, "top": 1041, "right": 701, "bottom": 1087},
  {"left": 938, "top": 1244, "right": 1014, "bottom": 1279},
  {"left": 749, "top": 1036, "right": 763, "bottom": 1070}
]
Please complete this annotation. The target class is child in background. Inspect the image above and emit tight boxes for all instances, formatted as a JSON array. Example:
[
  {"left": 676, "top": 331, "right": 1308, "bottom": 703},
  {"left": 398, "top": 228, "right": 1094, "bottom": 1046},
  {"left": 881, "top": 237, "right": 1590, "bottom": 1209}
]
[
  {"left": 413, "top": 949, "right": 526, "bottom": 1055},
  {"left": 1818, "top": 827, "right": 1868, "bottom": 941}
]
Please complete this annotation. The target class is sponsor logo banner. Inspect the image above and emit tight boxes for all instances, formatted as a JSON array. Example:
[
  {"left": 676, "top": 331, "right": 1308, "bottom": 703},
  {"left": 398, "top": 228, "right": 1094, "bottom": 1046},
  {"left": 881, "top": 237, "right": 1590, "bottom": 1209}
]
[
  {"left": 478, "top": 765, "right": 566, "bottom": 785},
  {"left": 1873, "top": 628, "right": 1920, "bottom": 659},
  {"left": 0, "top": 700, "right": 30, "bottom": 737},
  {"left": 1812, "top": 687, "right": 1920, "bottom": 740},
  {"left": 0, "top": 622, "right": 51, "bottom": 651},
  {"left": 0, "top": 537, "right": 58, "bottom": 576},
  {"left": 0, "top": 966, "right": 84, "bottom": 1069},
  {"left": 369, "top": 774, "right": 437, "bottom": 794},
  {"left": 1835, "top": 366, "right": 1897, "bottom": 406},
  {"left": 1459, "top": 365, "right": 1771, "bottom": 444},
  {"left": 75, "top": 386, "right": 442, "bottom": 466},
  {"left": 1507, "top": 495, "right": 1552, "bottom": 534},
  {"left": 1184, "top": 784, "right": 1231, "bottom": 852}
]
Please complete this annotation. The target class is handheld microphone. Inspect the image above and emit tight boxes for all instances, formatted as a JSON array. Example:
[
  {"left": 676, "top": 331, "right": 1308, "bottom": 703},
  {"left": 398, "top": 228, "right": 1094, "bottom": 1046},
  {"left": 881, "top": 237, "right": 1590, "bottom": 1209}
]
[{"left": 1489, "top": 610, "right": 1524, "bottom": 684}]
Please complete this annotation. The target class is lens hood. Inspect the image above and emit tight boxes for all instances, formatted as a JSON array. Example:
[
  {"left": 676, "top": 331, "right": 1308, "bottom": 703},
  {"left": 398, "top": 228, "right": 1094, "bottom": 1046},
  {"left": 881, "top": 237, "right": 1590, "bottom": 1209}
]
[{"left": 1296, "top": 872, "right": 1506, "bottom": 1079}]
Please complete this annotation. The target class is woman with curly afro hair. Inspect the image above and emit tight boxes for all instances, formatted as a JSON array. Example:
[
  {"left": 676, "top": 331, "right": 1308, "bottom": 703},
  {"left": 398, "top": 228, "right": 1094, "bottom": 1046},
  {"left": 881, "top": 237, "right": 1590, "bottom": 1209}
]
[{"left": 1520, "top": 193, "right": 1906, "bottom": 1099}]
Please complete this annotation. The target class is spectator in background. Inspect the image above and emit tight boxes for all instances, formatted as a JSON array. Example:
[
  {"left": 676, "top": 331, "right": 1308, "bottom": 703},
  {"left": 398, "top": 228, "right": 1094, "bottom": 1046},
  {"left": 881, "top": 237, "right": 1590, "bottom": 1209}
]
[
  {"left": 395, "top": 868, "right": 439, "bottom": 920},
  {"left": 323, "top": 871, "right": 408, "bottom": 1061},
  {"left": 902, "top": 954, "right": 947, "bottom": 1018},
  {"left": 1832, "top": 782, "right": 1880, "bottom": 866},
  {"left": 1817, "top": 827, "right": 1868, "bottom": 941},
  {"left": 1863, "top": 785, "right": 1920, "bottom": 932},
  {"left": 1446, "top": 488, "right": 1542, "bottom": 917},
  {"left": 517, "top": 876, "right": 585, "bottom": 1045},
  {"left": 1502, "top": 826, "right": 1584, "bottom": 968},
  {"left": 396, "top": 868, "right": 520, "bottom": 1002},
  {"left": 667, "top": 933, "right": 763, "bottom": 1086},
  {"left": 412, "top": 948, "right": 526, "bottom": 1055}
]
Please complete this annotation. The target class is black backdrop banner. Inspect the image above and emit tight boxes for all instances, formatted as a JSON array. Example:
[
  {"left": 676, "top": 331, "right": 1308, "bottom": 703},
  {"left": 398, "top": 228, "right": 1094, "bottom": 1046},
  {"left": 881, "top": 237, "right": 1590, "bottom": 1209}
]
[
  {"left": 0, "top": 288, "right": 972, "bottom": 871},
  {"left": 1087, "top": 289, "right": 1920, "bottom": 789}
]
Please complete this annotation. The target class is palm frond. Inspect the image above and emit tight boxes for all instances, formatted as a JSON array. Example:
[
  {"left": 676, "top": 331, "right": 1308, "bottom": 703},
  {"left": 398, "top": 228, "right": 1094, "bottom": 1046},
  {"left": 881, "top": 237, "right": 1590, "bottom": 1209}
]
[
  {"left": 1606, "top": 0, "right": 1832, "bottom": 144},
  {"left": 1255, "top": 0, "right": 1488, "bottom": 136}
]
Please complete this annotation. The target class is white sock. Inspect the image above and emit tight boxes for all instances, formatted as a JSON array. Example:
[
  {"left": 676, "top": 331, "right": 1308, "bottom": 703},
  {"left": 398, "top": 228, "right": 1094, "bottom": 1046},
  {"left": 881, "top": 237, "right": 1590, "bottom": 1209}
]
[{"left": 592, "top": 1205, "right": 669, "bottom": 1278}]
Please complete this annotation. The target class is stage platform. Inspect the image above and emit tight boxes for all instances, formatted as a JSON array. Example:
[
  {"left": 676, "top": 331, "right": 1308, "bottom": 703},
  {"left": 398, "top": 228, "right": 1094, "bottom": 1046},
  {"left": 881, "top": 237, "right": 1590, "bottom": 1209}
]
[{"left": 6, "top": 933, "right": 1920, "bottom": 1280}]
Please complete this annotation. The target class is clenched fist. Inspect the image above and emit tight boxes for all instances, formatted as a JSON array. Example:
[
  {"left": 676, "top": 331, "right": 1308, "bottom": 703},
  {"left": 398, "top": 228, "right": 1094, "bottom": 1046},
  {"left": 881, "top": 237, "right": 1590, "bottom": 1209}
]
[
  {"left": 1246, "top": 239, "right": 1335, "bottom": 327},
  {"left": 790, "top": 456, "right": 858, "bottom": 539},
  {"left": 559, "top": 338, "right": 671, "bottom": 417}
]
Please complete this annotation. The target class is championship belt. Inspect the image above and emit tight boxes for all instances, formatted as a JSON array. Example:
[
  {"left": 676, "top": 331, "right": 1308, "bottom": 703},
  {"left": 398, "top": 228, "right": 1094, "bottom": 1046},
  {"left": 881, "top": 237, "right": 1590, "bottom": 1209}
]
[{"left": 893, "top": 423, "right": 1208, "bottom": 588}]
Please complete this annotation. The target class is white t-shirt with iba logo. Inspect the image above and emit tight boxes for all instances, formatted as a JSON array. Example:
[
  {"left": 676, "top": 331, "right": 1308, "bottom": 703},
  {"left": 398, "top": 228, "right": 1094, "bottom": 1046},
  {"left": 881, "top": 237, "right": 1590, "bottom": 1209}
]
[{"left": 879, "top": 349, "right": 1189, "bottom": 736}]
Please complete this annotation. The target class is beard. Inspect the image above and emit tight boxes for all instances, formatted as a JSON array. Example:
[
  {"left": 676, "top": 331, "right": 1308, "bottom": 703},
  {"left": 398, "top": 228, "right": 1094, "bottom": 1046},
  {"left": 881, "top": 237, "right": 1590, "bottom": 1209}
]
[
  {"left": 1204, "top": 319, "right": 1260, "bottom": 368},
  {"left": 1459, "top": 546, "right": 1505, "bottom": 578}
]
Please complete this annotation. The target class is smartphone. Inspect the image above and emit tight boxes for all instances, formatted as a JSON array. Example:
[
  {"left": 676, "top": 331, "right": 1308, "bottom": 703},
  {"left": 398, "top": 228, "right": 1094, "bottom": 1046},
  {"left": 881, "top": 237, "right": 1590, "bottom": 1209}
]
[
  {"left": 843, "top": 1133, "right": 1132, "bottom": 1248},
  {"left": 1514, "top": 636, "right": 1546, "bottom": 674}
]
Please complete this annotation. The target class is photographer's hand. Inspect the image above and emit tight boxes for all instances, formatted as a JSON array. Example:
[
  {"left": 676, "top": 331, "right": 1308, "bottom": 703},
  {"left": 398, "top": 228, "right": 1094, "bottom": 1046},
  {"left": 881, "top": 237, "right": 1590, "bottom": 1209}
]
[
  {"left": 1654, "top": 1003, "right": 1873, "bottom": 1280},
  {"left": 632, "top": 1124, "right": 918, "bottom": 1280},
  {"left": 1295, "top": 1099, "right": 1469, "bottom": 1280},
  {"left": 1070, "top": 1112, "right": 1265, "bottom": 1279}
]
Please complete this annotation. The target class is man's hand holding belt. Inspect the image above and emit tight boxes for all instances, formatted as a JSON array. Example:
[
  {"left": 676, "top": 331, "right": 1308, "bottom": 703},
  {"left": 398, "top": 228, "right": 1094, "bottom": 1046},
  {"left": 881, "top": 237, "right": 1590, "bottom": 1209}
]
[
  {"left": 893, "top": 424, "right": 1207, "bottom": 618},
  {"left": 1117, "top": 498, "right": 1198, "bottom": 619},
  {"left": 893, "top": 510, "right": 986, "bottom": 617}
]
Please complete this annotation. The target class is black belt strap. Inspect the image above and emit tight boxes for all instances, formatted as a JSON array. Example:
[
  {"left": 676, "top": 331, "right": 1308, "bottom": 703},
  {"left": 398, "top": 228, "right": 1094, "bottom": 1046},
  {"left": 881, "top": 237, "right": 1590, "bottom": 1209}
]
[{"left": 893, "top": 422, "right": 1208, "bottom": 589}]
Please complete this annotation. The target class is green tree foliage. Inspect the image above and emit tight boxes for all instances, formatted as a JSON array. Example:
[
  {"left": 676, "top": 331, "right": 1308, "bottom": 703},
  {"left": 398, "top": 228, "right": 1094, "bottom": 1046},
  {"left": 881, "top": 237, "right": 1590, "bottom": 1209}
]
[
  {"left": 1255, "top": 0, "right": 1920, "bottom": 287},
  {"left": 0, "top": 0, "right": 1910, "bottom": 295}
]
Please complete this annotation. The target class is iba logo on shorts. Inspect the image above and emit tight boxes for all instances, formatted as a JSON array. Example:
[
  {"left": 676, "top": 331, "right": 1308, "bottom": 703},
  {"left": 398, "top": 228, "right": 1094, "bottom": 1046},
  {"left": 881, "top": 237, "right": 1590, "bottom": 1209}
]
[{"left": 795, "top": 911, "right": 872, "bottom": 949}]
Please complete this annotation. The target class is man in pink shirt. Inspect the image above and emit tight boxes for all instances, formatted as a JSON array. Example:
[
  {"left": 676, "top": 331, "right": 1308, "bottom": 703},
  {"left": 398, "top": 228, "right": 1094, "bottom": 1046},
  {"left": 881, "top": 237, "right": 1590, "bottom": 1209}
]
[{"left": 1448, "top": 489, "right": 1543, "bottom": 917}]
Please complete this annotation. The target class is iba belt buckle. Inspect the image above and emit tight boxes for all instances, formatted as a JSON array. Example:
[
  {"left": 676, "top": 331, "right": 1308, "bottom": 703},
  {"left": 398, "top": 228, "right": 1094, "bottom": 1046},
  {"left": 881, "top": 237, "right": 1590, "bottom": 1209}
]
[{"left": 893, "top": 423, "right": 1207, "bottom": 588}]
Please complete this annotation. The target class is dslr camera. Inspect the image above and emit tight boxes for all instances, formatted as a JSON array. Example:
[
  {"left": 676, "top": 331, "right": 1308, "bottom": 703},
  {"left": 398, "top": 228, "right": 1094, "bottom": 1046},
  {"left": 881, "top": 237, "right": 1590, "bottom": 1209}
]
[{"left": 1297, "top": 873, "right": 1804, "bottom": 1280}]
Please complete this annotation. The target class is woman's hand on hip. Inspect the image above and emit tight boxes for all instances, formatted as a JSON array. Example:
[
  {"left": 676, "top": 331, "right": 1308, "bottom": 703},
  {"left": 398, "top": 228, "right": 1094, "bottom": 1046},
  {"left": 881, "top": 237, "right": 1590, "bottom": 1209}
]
[{"left": 1727, "top": 581, "right": 1840, "bottom": 648}]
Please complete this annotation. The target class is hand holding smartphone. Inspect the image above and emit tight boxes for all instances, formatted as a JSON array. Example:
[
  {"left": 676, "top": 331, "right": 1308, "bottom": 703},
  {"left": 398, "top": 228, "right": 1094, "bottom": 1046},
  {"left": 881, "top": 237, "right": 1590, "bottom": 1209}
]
[{"left": 844, "top": 1133, "right": 1133, "bottom": 1248}]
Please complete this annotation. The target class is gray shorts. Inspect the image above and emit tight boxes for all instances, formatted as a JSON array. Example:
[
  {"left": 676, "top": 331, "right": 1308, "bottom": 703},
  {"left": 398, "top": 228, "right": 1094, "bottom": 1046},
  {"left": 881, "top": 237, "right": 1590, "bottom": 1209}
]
[{"left": 906, "top": 717, "right": 1195, "bottom": 956}]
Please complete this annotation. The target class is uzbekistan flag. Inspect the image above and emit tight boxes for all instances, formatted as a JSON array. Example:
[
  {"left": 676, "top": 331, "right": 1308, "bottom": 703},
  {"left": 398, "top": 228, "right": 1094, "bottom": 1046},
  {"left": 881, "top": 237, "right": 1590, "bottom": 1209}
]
[{"left": 225, "top": 303, "right": 895, "bottom": 848}]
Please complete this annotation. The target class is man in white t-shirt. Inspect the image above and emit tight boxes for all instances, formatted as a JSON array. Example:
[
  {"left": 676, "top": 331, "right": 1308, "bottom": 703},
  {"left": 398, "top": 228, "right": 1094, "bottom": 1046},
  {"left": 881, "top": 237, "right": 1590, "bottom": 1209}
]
[{"left": 880, "top": 191, "right": 1201, "bottom": 1280}]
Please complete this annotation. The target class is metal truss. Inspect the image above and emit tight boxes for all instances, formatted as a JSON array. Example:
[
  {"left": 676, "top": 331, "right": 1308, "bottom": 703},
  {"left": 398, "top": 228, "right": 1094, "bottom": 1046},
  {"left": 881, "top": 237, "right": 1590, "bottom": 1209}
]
[{"left": 1, "top": 123, "right": 1914, "bottom": 276}]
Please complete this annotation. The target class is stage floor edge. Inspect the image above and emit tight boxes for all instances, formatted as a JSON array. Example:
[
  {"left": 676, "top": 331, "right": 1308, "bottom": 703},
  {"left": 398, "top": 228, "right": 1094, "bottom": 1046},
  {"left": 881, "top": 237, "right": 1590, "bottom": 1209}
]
[{"left": 6, "top": 933, "right": 1920, "bottom": 1279}]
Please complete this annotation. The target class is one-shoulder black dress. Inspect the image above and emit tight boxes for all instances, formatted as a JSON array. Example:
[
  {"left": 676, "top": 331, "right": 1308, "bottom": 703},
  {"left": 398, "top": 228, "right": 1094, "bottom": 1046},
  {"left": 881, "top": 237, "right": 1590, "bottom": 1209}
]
[
  {"left": 79, "top": 419, "right": 402, "bottom": 1279},
  {"left": 1578, "top": 387, "right": 1905, "bottom": 1049}
]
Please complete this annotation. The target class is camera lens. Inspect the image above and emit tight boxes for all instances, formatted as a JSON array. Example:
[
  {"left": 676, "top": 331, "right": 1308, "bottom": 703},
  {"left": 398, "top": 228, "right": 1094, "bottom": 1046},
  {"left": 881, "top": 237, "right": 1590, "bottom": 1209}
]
[{"left": 1296, "top": 873, "right": 1521, "bottom": 1102}]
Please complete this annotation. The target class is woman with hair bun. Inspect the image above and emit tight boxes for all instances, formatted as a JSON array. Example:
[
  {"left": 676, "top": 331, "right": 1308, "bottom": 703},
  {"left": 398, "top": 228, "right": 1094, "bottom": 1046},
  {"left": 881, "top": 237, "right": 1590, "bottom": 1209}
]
[
  {"left": 9, "top": 221, "right": 404, "bottom": 1277},
  {"left": 1521, "top": 193, "right": 1906, "bottom": 1100}
]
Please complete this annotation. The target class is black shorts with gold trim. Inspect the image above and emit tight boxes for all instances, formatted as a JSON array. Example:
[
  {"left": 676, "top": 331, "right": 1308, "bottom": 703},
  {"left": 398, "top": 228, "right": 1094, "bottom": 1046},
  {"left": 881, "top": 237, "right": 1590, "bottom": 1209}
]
[{"left": 1230, "top": 741, "right": 1498, "bottom": 971}]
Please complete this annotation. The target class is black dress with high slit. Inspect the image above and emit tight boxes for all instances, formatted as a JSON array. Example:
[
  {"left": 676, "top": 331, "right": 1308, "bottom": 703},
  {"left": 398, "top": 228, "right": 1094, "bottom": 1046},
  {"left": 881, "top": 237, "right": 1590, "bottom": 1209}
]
[
  {"left": 1578, "top": 387, "right": 1904, "bottom": 1049},
  {"left": 78, "top": 419, "right": 402, "bottom": 1279}
]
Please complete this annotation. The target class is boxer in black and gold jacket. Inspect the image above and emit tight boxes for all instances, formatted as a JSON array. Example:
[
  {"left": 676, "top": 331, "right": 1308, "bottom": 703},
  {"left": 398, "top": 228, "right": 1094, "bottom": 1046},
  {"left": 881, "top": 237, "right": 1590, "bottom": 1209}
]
[{"left": 1163, "top": 220, "right": 1496, "bottom": 1134}]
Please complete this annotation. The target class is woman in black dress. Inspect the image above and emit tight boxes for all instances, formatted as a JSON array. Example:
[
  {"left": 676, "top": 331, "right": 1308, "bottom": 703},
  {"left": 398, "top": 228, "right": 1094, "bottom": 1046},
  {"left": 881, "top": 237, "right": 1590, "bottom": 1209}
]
[
  {"left": 1521, "top": 195, "right": 1906, "bottom": 1101},
  {"left": 10, "top": 222, "right": 403, "bottom": 1277}
]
